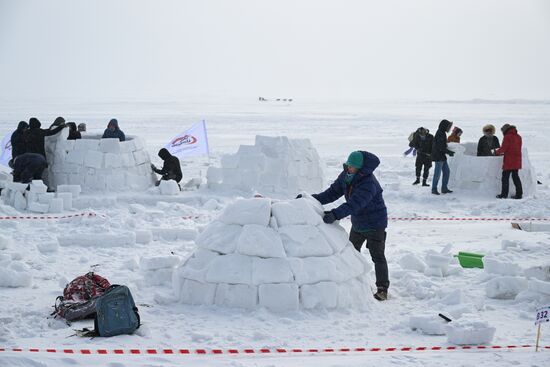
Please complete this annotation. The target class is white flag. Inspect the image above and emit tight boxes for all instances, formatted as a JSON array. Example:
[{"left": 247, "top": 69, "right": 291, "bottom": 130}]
[
  {"left": 0, "top": 132, "right": 12, "bottom": 167},
  {"left": 164, "top": 120, "right": 209, "bottom": 159}
]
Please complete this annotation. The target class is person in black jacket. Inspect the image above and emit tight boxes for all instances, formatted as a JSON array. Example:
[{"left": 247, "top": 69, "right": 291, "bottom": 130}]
[
  {"left": 409, "top": 127, "right": 433, "bottom": 186},
  {"left": 10, "top": 121, "right": 29, "bottom": 160},
  {"left": 477, "top": 124, "right": 500, "bottom": 156},
  {"left": 26, "top": 117, "right": 66, "bottom": 158},
  {"left": 431, "top": 119, "right": 455, "bottom": 195},
  {"left": 151, "top": 148, "right": 183, "bottom": 186},
  {"left": 66, "top": 122, "right": 82, "bottom": 140},
  {"left": 11, "top": 153, "right": 48, "bottom": 183}
]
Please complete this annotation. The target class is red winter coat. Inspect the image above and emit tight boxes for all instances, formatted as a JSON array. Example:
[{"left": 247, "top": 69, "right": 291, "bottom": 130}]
[{"left": 495, "top": 127, "right": 522, "bottom": 170}]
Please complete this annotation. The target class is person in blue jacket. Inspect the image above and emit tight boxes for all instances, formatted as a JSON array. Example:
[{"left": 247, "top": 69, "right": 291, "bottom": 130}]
[
  {"left": 10, "top": 153, "right": 48, "bottom": 183},
  {"left": 309, "top": 151, "right": 389, "bottom": 301},
  {"left": 102, "top": 119, "right": 126, "bottom": 141}
]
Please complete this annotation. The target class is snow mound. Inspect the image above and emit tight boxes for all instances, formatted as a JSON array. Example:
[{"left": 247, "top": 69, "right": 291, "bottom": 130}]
[
  {"left": 0, "top": 260, "right": 32, "bottom": 288},
  {"left": 173, "top": 196, "right": 373, "bottom": 311},
  {"left": 445, "top": 315, "right": 496, "bottom": 345},
  {"left": 448, "top": 143, "right": 537, "bottom": 197},
  {"left": 44, "top": 129, "right": 155, "bottom": 192},
  {"left": 409, "top": 314, "right": 447, "bottom": 335},
  {"left": 208, "top": 136, "right": 324, "bottom": 197},
  {"left": 485, "top": 276, "right": 528, "bottom": 299}
]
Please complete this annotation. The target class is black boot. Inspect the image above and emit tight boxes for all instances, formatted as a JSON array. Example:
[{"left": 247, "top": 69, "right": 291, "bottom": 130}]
[
  {"left": 373, "top": 288, "right": 388, "bottom": 301},
  {"left": 496, "top": 194, "right": 506, "bottom": 199},
  {"left": 422, "top": 179, "right": 430, "bottom": 187},
  {"left": 412, "top": 178, "right": 420, "bottom": 185}
]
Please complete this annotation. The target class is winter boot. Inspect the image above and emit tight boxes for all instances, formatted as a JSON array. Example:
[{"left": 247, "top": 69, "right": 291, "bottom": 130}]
[
  {"left": 422, "top": 179, "right": 430, "bottom": 187},
  {"left": 432, "top": 190, "right": 440, "bottom": 195},
  {"left": 511, "top": 195, "right": 522, "bottom": 200},
  {"left": 496, "top": 194, "right": 506, "bottom": 199},
  {"left": 442, "top": 189, "right": 453, "bottom": 194},
  {"left": 373, "top": 288, "right": 388, "bottom": 301},
  {"left": 412, "top": 178, "right": 420, "bottom": 185}
]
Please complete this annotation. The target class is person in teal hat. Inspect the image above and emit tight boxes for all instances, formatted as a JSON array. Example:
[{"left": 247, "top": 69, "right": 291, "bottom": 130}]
[{"left": 308, "top": 150, "right": 389, "bottom": 301}]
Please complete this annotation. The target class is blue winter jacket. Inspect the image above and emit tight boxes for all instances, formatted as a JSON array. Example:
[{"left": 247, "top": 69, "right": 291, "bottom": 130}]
[
  {"left": 312, "top": 151, "right": 388, "bottom": 231},
  {"left": 102, "top": 119, "right": 126, "bottom": 142}
]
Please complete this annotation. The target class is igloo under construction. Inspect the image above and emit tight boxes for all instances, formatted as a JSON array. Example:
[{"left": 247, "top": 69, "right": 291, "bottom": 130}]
[
  {"left": 172, "top": 196, "right": 374, "bottom": 312},
  {"left": 44, "top": 128, "right": 156, "bottom": 192}
]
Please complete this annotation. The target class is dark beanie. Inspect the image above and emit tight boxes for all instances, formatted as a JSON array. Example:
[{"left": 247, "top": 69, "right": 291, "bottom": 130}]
[
  {"left": 158, "top": 148, "right": 171, "bottom": 160},
  {"left": 53, "top": 116, "right": 65, "bottom": 125},
  {"left": 501, "top": 124, "right": 512, "bottom": 134}
]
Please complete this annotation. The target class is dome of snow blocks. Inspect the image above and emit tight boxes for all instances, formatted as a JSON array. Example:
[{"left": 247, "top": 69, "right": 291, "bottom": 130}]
[
  {"left": 210, "top": 135, "right": 324, "bottom": 197},
  {"left": 448, "top": 142, "right": 537, "bottom": 197},
  {"left": 173, "top": 196, "right": 374, "bottom": 312},
  {"left": 44, "top": 130, "right": 155, "bottom": 193}
]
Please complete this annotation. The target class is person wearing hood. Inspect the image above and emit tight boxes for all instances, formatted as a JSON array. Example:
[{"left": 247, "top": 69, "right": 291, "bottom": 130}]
[
  {"left": 495, "top": 124, "right": 523, "bottom": 199},
  {"left": 307, "top": 151, "right": 389, "bottom": 301},
  {"left": 10, "top": 153, "right": 48, "bottom": 183},
  {"left": 151, "top": 148, "right": 183, "bottom": 186},
  {"left": 409, "top": 127, "right": 433, "bottom": 186},
  {"left": 77, "top": 123, "right": 87, "bottom": 133},
  {"left": 26, "top": 117, "right": 66, "bottom": 158},
  {"left": 10, "top": 121, "right": 29, "bottom": 160},
  {"left": 477, "top": 124, "right": 500, "bottom": 156},
  {"left": 102, "top": 119, "right": 125, "bottom": 141},
  {"left": 49, "top": 116, "right": 66, "bottom": 130},
  {"left": 66, "top": 122, "right": 81, "bottom": 140},
  {"left": 447, "top": 126, "right": 463, "bottom": 143},
  {"left": 431, "top": 119, "right": 455, "bottom": 195}
]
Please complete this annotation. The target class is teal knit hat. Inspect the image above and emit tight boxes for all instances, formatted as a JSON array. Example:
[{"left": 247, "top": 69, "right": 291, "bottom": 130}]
[{"left": 346, "top": 151, "right": 363, "bottom": 169}]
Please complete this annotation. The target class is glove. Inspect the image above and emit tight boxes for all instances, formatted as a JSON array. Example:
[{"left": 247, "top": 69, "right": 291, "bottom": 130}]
[
  {"left": 323, "top": 211, "right": 337, "bottom": 224},
  {"left": 448, "top": 151, "right": 455, "bottom": 157},
  {"left": 295, "top": 194, "right": 303, "bottom": 199}
]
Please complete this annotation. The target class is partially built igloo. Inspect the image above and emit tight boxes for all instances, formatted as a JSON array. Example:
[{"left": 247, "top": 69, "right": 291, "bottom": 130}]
[
  {"left": 448, "top": 142, "right": 537, "bottom": 197},
  {"left": 207, "top": 136, "right": 324, "bottom": 196},
  {"left": 44, "top": 128, "right": 156, "bottom": 192},
  {"left": 172, "top": 196, "right": 374, "bottom": 311}
]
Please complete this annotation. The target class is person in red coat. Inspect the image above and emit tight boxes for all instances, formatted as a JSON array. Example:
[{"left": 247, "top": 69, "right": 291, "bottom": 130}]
[{"left": 495, "top": 124, "right": 523, "bottom": 199}]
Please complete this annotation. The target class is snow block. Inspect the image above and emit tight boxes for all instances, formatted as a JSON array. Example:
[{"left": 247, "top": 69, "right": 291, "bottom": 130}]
[
  {"left": 133, "top": 149, "right": 149, "bottom": 165},
  {"left": 528, "top": 278, "right": 550, "bottom": 295},
  {"left": 140, "top": 255, "right": 180, "bottom": 271},
  {"left": 280, "top": 225, "right": 333, "bottom": 257},
  {"left": 215, "top": 283, "right": 258, "bottom": 309},
  {"left": 259, "top": 283, "right": 299, "bottom": 312},
  {"left": 271, "top": 199, "right": 322, "bottom": 227},
  {"left": 7, "top": 181, "right": 29, "bottom": 192},
  {"left": 301, "top": 282, "right": 338, "bottom": 309},
  {"left": 399, "top": 253, "right": 427, "bottom": 272},
  {"left": 104, "top": 153, "right": 123, "bottom": 169},
  {"left": 318, "top": 223, "right": 349, "bottom": 253},
  {"left": 28, "top": 202, "right": 49, "bottom": 213},
  {"left": 56, "top": 192, "right": 73, "bottom": 210},
  {"left": 159, "top": 180, "right": 180, "bottom": 195},
  {"left": 445, "top": 317, "right": 496, "bottom": 345},
  {"left": 195, "top": 221, "right": 242, "bottom": 254},
  {"left": 65, "top": 149, "right": 86, "bottom": 165},
  {"left": 141, "top": 268, "right": 173, "bottom": 287},
  {"left": 205, "top": 254, "right": 253, "bottom": 285},
  {"left": 206, "top": 166, "right": 223, "bottom": 186},
  {"left": 409, "top": 314, "right": 447, "bottom": 335},
  {"left": 48, "top": 198, "right": 64, "bottom": 213},
  {"left": 57, "top": 232, "right": 136, "bottom": 247},
  {"left": 179, "top": 279, "right": 217, "bottom": 305},
  {"left": 99, "top": 138, "right": 121, "bottom": 153},
  {"left": 84, "top": 150, "right": 104, "bottom": 169},
  {"left": 218, "top": 198, "right": 271, "bottom": 226},
  {"left": 485, "top": 276, "right": 528, "bottom": 299},
  {"left": 236, "top": 224, "right": 286, "bottom": 258},
  {"left": 289, "top": 257, "right": 339, "bottom": 285},
  {"left": 38, "top": 192, "right": 55, "bottom": 204},
  {"left": 483, "top": 257, "right": 521, "bottom": 276},
  {"left": 30, "top": 180, "right": 48, "bottom": 194},
  {"left": 252, "top": 258, "right": 294, "bottom": 285},
  {"left": 151, "top": 228, "right": 198, "bottom": 242},
  {"left": 14, "top": 191, "right": 26, "bottom": 211}
]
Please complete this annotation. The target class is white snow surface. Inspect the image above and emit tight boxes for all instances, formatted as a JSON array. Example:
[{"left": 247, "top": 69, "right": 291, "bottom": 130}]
[{"left": 0, "top": 100, "right": 550, "bottom": 366}]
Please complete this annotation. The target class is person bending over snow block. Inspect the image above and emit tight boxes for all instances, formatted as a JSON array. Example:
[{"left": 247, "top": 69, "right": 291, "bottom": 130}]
[
  {"left": 10, "top": 121, "right": 29, "bottom": 160},
  {"left": 308, "top": 151, "right": 389, "bottom": 301},
  {"left": 27, "top": 117, "right": 66, "bottom": 158},
  {"left": 431, "top": 119, "right": 455, "bottom": 195},
  {"left": 151, "top": 148, "right": 183, "bottom": 186},
  {"left": 66, "top": 122, "right": 82, "bottom": 140},
  {"left": 409, "top": 127, "right": 433, "bottom": 186},
  {"left": 102, "top": 118, "right": 125, "bottom": 141},
  {"left": 477, "top": 124, "right": 500, "bottom": 156},
  {"left": 447, "top": 126, "right": 462, "bottom": 143},
  {"left": 495, "top": 124, "right": 523, "bottom": 199},
  {"left": 11, "top": 153, "right": 48, "bottom": 183}
]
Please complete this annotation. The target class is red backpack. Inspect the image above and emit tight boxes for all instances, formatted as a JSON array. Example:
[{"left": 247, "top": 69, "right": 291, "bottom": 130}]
[{"left": 53, "top": 272, "right": 111, "bottom": 322}]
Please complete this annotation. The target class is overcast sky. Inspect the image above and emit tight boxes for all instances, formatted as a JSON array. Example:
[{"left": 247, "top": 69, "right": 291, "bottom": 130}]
[{"left": 0, "top": 0, "right": 549, "bottom": 102}]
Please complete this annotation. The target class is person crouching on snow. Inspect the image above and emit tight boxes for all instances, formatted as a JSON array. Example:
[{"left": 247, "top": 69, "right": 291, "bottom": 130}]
[
  {"left": 409, "top": 127, "right": 433, "bottom": 186},
  {"left": 102, "top": 118, "right": 126, "bottom": 141},
  {"left": 305, "top": 151, "right": 389, "bottom": 301},
  {"left": 495, "top": 124, "right": 523, "bottom": 199},
  {"left": 151, "top": 148, "right": 183, "bottom": 187}
]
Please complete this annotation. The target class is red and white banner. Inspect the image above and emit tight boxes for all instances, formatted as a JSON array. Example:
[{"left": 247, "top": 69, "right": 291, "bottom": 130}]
[
  {"left": 0, "top": 132, "right": 11, "bottom": 166},
  {"left": 164, "top": 120, "right": 209, "bottom": 159}
]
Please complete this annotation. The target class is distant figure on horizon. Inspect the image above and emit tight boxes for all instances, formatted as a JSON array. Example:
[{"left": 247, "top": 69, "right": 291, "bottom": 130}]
[{"left": 102, "top": 119, "right": 125, "bottom": 141}]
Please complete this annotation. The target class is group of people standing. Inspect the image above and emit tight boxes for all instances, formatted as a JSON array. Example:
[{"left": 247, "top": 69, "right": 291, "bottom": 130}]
[
  {"left": 408, "top": 120, "right": 523, "bottom": 199},
  {"left": 8, "top": 117, "right": 125, "bottom": 184}
]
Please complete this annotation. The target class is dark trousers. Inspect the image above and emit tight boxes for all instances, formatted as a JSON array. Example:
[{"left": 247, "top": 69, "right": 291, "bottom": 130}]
[
  {"left": 501, "top": 170, "right": 523, "bottom": 197},
  {"left": 415, "top": 155, "right": 432, "bottom": 180},
  {"left": 349, "top": 229, "right": 390, "bottom": 290}
]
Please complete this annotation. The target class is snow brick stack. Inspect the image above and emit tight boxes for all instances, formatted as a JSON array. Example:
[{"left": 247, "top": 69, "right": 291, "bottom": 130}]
[
  {"left": 173, "top": 195, "right": 373, "bottom": 312},
  {"left": 0, "top": 180, "right": 78, "bottom": 213},
  {"left": 208, "top": 135, "right": 324, "bottom": 197},
  {"left": 140, "top": 255, "right": 181, "bottom": 287},
  {"left": 445, "top": 315, "right": 496, "bottom": 345},
  {"left": 448, "top": 142, "right": 537, "bottom": 197},
  {"left": 44, "top": 129, "right": 155, "bottom": 193}
]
